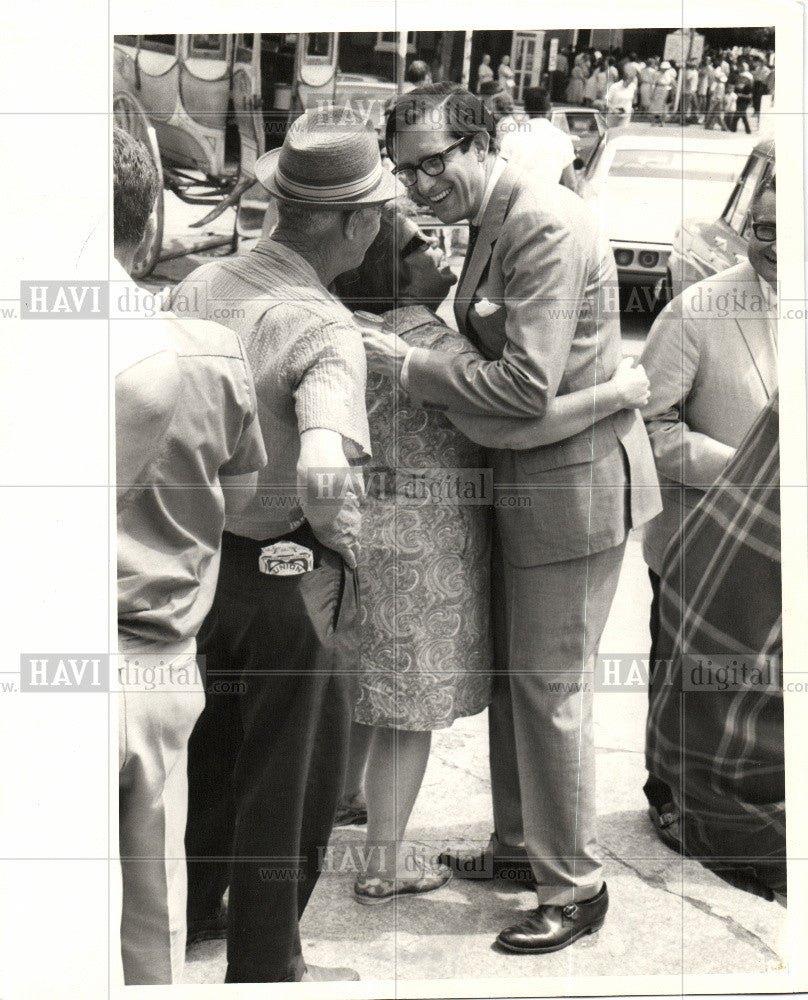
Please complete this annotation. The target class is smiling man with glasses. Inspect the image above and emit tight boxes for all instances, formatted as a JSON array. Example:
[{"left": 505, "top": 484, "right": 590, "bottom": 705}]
[
  {"left": 361, "top": 82, "right": 661, "bottom": 956},
  {"left": 392, "top": 135, "right": 472, "bottom": 190},
  {"left": 639, "top": 177, "right": 778, "bottom": 850}
]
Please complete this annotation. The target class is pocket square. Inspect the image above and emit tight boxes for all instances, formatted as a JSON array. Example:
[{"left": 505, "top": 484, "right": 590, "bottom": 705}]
[{"left": 473, "top": 298, "right": 501, "bottom": 318}]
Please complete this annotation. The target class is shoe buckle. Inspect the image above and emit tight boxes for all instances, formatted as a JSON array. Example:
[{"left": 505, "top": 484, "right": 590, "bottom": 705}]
[{"left": 562, "top": 903, "right": 578, "bottom": 920}]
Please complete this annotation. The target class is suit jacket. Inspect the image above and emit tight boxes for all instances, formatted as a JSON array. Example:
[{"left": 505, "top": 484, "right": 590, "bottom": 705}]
[
  {"left": 405, "top": 163, "right": 661, "bottom": 566},
  {"left": 639, "top": 259, "right": 777, "bottom": 574}
]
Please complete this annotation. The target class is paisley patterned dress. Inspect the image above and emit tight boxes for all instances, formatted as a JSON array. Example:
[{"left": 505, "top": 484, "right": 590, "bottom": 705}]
[{"left": 353, "top": 306, "right": 493, "bottom": 731}]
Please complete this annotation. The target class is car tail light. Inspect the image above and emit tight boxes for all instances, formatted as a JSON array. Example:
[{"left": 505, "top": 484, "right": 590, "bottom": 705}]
[
  {"left": 614, "top": 249, "right": 634, "bottom": 267},
  {"left": 638, "top": 251, "right": 660, "bottom": 268}
]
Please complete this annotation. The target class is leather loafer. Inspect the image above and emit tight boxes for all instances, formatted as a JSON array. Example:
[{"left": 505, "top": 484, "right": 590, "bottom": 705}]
[
  {"left": 186, "top": 903, "right": 227, "bottom": 948},
  {"left": 437, "top": 849, "right": 535, "bottom": 885},
  {"left": 495, "top": 883, "right": 608, "bottom": 954}
]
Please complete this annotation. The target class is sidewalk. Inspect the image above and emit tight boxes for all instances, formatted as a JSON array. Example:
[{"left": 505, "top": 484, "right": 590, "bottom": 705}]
[{"left": 184, "top": 532, "right": 787, "bottom": 988}]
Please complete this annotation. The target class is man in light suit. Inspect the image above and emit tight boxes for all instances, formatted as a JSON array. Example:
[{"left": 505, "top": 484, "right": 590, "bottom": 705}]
[
  {"left": 640, "top": 180, "right": 778, "bottom": 838},
  {"left": 363, "top": 83, "right": 661, "bottom": 954}
]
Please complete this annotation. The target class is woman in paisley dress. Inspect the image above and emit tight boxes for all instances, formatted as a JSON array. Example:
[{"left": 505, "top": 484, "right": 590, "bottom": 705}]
[{"left": 332, "top": 206, "right": 651, "bottom": 904}]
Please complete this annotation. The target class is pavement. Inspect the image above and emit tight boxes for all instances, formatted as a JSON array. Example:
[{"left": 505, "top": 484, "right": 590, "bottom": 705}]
[{"left": 182, "top": 534, "right": 787, "bottom": 989}]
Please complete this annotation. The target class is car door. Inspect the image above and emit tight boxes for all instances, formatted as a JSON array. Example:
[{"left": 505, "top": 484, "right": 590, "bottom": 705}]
[{"left": 697, "top": 150, "right": 770, "bottom": 275}]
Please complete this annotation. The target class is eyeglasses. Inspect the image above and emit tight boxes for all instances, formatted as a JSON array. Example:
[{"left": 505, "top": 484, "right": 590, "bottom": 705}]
[
  {"left": 751, "top": 222, "right": 776, "bottom": 242},
  {"left": 400, "top": 231, "right": 431, "bottom": 260},
  {"left": 393, "top": 136, "right": 471, "bottom": 188}
]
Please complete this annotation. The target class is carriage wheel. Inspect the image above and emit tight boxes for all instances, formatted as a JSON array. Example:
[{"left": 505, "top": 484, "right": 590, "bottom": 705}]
[{"left": 113, "top": 90, "right": 164, "bottom": 279}]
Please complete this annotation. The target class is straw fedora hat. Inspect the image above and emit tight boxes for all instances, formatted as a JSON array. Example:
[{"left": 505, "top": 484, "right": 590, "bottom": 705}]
[{"left": 256, "top": 105, "right": 399, "bottom": 208}]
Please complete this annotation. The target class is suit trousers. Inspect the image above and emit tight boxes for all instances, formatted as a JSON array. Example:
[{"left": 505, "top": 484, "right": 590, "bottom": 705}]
[
  {"left": 488, "top": 538, "right": 627, "bottom": 905},
  {"left": 118, "top": 633, "right": 205, "bottom": 984},
  {"left": 185, "top": 527, "right": 357, "bottom": 983}
]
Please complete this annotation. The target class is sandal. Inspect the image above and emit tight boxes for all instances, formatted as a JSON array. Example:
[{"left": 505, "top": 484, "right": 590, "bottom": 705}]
[
  {"left": 353, "top": 863, "right": 452, "bottom": 905},
  {"left": 334, "top": 796, "right": 368, "bottom": 827}
]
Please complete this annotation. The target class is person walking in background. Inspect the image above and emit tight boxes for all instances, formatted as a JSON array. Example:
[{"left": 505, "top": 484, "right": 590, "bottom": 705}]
[
  {"left": 733, "top": 59, "right": 754, "bottom": 133},
  {"left": 177, "top": 107, "right": 398, "bottom": 984},
  {"left": 649, "top": 61, "right": 675, "bottom": 124},
  {"left": 363, "top": 83, "right": 660, "bottom": 954},
  {"left": 582, "top": 57, "right": 600, "bottom": 106},
  {"left": 551, "top": 45, "right": 570, "bottom": 102},
  {"left": 606, "top": 61, "right": 638, "bottom": 126},
  {"left": 723, "top": 83, "right": 738, "bottom": 131},
  {"left": 638, "top": 57, "right": 658, "bottom": 118},
  {"left": 565, "top": 56, "right": 587, "bottom": 104},
  {"left": 683, "top": 60, "right": 700, "bottom": 123},
  {"left": 113, "top": 126, "right": 266, "bottom": 985},
  {"left": 752, "top": 56, "right": 770, "bottom": 122},
  {"left": 639, "top": 178, "right": 777, "bottom": 844},
  {"left": 498, "top": 54, "right": 515, "bottom": 95},
  {"left": 704, "top": 59, "right": 728, "bottom": 129},
  {"left": 498, "top": 86, "right": 576, "bottom": 190},
  {"left": 696, "top": 57, "right": 712, "bottom": 122},
  {"left": 403, "top": 59, "right": 432, "bottom": 93},
  {"left": 491, "top": 90, "right": 522, "bottom": 140},
  {"left": 477, "top": 53, "right": 494, "bottom": 94}
]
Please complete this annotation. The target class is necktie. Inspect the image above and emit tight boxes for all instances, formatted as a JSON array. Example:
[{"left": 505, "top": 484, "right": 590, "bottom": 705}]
[{"left": 458, "top": 223, "right": 480, "bottom": 291}]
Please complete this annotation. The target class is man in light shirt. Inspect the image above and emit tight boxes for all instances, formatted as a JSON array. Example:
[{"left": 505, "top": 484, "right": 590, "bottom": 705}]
[
  {"left": 113, "top": 126, "right": 266, "bottom": 985},
  {"left": 497, "top": 86, "right": 576, "bottom": 190},
  {"left": 639, "top": 180, "right": 777, "bottom": 839}
]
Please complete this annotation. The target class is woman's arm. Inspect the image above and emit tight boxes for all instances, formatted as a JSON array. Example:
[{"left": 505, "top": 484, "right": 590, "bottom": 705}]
[{"left": 445, "top": 356, "right": 650, "bottom": 450}]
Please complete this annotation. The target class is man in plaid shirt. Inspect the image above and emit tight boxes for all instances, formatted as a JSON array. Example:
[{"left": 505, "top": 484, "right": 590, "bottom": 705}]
[{"left": 646, "top": 393, "right": 785, "bottom": 901}]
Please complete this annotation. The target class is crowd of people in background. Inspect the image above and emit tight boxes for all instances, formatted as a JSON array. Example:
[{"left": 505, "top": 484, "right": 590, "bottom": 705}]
[{"left": 474, "top": 42, "right": 775, "bottom": 130}]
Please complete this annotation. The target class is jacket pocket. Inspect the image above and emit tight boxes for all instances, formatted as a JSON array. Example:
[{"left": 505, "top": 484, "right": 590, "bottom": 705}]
[{"left": 515, "top": 417, "right": 620, "bottom": 475}]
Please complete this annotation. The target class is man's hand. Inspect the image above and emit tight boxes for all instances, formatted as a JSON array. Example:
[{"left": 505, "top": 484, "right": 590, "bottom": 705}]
[
  {"left": 606, "top": 356, "right": 651, "bottom": 409},
  {"left": 361, "top": 325, "right": 408, "bottom": 380},
  {"left": 297, "top": 428, "right": 363, "bottom": 569}
]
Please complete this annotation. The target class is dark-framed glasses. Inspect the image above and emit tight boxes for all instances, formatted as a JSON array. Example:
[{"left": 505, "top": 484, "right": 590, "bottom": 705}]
[
  {"left": 751, "top": 222, "right": 776, "bottom": 242},
  {"left": 399, "top": 230, "right": 431, "bottom": 260},
  {"left": 393, "top": 136, "right": 471, "bottom": 188}
]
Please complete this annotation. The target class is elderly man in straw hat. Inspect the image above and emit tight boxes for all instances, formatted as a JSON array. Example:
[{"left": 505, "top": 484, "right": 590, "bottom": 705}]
[{"left": 175, "top": 106, "right": 397, "bottom": 984}]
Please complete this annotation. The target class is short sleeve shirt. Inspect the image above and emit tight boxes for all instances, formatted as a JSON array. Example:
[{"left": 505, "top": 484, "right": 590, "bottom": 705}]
[
  {"left": 173, "top": 240, "right": 371, "bottom": 540},
  {"left": 117, "top": 314, "right": 267, "bottom": 643},
  {"left": 499, "top": 117, "right": 575, "bottom": 185}
]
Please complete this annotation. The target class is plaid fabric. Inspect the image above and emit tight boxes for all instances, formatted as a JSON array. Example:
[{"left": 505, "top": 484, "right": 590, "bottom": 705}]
[{"left": 646, "top": 393, "right": 784, "bottom": 895}]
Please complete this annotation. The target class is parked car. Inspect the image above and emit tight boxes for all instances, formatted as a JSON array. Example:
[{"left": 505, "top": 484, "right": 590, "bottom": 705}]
[
  {"left": 333, "top": 73, "right": 398, "bottom": 132},
  {"left": 579, "top": 125, "right": 754, "bottom": 288},
  {"left": 664, "top": 136, "right": 775, "bottom": 301}
]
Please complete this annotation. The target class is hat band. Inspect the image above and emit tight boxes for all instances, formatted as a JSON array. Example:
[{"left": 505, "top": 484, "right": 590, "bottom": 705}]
[{"left": 274, "top": 160, "right": 384, "bottom": 202}]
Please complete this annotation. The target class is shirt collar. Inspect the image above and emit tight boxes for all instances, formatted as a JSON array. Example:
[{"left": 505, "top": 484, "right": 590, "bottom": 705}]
[{"left": 472, "top": 156, "right": 507, "bottom": 227}]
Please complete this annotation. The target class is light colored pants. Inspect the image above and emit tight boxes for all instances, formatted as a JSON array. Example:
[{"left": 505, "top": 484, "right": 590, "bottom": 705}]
[
  {"left": 489, "top": 541, "right": 627, "bottom": 905},
  {"left": 118, "top": 633, "right": 205, "bottom": 985}
]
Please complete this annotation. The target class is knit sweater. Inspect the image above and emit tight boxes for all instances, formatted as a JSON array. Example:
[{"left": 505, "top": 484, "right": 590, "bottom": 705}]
[{"left": 174, "top": 240, "right": 371, "bottom": 540}]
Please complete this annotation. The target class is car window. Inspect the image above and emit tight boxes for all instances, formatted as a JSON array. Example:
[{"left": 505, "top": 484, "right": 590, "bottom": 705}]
[
  {"left": 606, "top": 148, "right": 745, "bottom": 182},
  {"left": 739, "top": 161, "right": 775, "bottom": 241},
  {"left": 550, "top": 112, "right": 571, "bottom": 135},
  {"left": 565, "top": 114, "right": 601, "bottom": 136},
  {"left": 724, "top": 154, "right": 768, "bottom": 235},
  {"left": 141, "top": 35, "right": 177, "bottom": 54}
]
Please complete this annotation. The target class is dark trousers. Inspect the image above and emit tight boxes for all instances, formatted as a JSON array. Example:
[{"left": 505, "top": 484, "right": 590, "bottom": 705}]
[
  {"left": 731, "top": 97, "right": 752, "bottom": 133},
  {"left": 752, "top": 79, "right": 766, "bottom": 116},
  {"left": 643, "top": 568, "right": 675, "bottom": 812},
  {"left": 185, "top": 526, "right": 358, "bottom": 982}
]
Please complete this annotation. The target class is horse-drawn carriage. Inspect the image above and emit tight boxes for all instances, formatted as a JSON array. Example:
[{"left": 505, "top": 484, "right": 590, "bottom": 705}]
[{"left": 113, "top": 33, "right": 397, "bottom": 277}]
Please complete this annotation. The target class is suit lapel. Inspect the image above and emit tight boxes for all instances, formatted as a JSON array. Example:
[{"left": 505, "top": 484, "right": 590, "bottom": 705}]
[
  {"left": 453, "top": 164, "right": 519, "bottom": 336},
  {"left": 736, "top": 314, "right": 777, "bottom": 398},
  {"left": 732, "top": 261, "right": 777, "bottom": 398}
]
